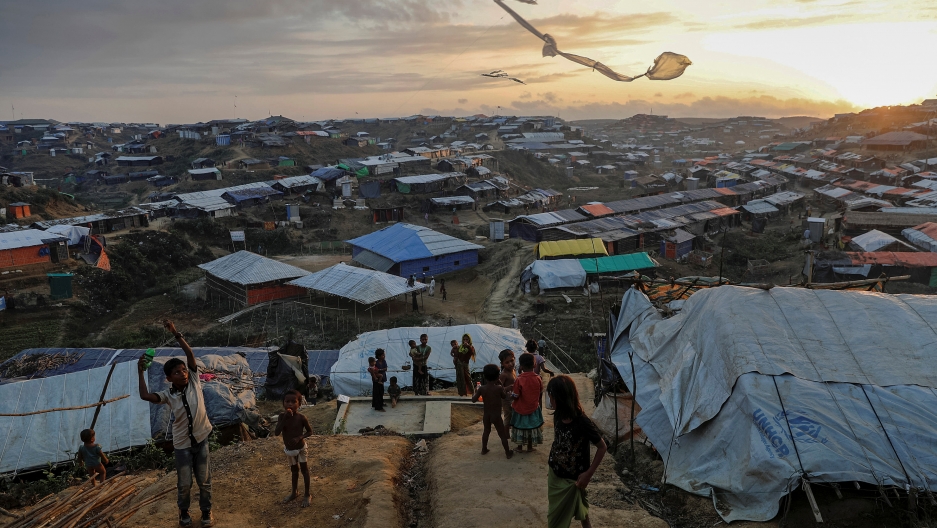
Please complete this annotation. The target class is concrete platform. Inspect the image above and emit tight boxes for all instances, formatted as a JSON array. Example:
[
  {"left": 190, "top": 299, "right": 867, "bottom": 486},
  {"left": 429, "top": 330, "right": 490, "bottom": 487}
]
[{"left": 333, "top": 395, "right": 480, "bottom": 437}]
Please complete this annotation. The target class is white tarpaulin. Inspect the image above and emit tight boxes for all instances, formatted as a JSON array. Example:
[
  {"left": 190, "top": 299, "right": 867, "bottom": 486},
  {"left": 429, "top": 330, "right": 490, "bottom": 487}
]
[
  {"left": 330, "top": 324, "right": 527, "bottom": 396},
  {"left": 0, "top": 362, "right": 151, "bottom": 474},
  {"left": 610, "top": 286, "right": 937, "bottom": 522},
  {"left": 524, "top": 259, "right": 587, "bottom": 290},
  {"left": 43, "top": 224, "right": 90, "bottom": 246}
]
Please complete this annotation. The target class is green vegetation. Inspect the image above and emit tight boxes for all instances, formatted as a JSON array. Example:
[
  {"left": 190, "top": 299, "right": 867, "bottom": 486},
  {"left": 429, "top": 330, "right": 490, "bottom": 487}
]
[
  {"left": 0, "top": 318, "right": 64, "bottom": 363},
  {"left": 74, "top": 231, "right": 213, "bottom": 314}
]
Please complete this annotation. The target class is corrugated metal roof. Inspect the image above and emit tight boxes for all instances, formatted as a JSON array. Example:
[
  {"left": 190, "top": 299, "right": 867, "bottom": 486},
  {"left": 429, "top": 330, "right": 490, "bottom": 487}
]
[
  {"left": 198, "top": 251, "right": 309, "bottom": 285},
  {"left": 31, "top": 208, "right": 148, "bottom": 229},
  {"left": 353, "top": 249, "right": 396, "bottom": 272},
  {"left": 742, "top": 200, "right": 780, "bottom": 215},
  {"left": 288, "top": 263, "right": 427, "bottom": 305},
  {"left": 348, "top": 223, "right": 482, "bottom": 262},
  {"left": 272, "top": 175, "right": 321, "bottom": 189},
  {"left": 846, "top": 252, "right": 937, "bottom": 267},
  {"left": 393, "top": 173, "right": 462, "bottom": 185},
  {"left": 580, "top": 203, "right": 615, "bottom": 217}
]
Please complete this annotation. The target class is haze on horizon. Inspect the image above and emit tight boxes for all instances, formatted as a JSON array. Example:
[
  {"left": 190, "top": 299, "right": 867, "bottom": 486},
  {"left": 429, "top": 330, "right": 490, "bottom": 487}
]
[{"left": 2, "top": 0, "right": 936, "bottom": 124}]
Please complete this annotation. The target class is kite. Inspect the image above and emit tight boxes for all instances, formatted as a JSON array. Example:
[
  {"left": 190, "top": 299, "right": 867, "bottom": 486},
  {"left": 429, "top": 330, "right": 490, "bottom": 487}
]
[
  {"left": 493, "top": 0, "right": 691, "bottom": 82},
  {"left": 481, "top": 70, "right": 527, "bottom": 84}
]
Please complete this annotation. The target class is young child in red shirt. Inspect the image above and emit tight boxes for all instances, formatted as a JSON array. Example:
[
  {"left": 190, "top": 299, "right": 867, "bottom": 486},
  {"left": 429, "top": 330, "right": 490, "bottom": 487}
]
[{"left": 510, "top": 352, "right": 544, "bottom": 452}]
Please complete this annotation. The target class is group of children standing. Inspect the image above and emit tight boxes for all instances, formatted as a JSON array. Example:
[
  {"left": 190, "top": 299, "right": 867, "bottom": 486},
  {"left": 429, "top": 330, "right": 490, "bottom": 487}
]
[{"left": 472, "top": 341, "right": 608, "bottom": 528}]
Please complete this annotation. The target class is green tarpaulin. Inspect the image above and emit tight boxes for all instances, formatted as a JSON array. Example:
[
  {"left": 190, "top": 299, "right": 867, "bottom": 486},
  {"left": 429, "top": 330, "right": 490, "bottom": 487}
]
[{"left": 579, "top": 253, "right": 656, "bottom": 274}]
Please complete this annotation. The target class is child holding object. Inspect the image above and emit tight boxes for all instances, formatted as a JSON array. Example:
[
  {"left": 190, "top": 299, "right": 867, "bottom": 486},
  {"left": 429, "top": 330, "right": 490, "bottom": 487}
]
[
  {"left": 546, "top": 375, "right": 607, "bottom": 528},
  {"left": 472, "top": 364, "right": 514, "bottom": 459},
  {"left": 137, "top": 320, "right": 214, "bottom": 528},
  {"left": 498, "top": 349, "right": 517, "bottom": 436},
  {"left": 453, "top": 334, "right": 476, "bottom": 396},
  {"left": 78, "top": 428, "right": 108, "bottom": 484},
  {"left": 511, "top": 352, "right": 544, "bottom": 453},
  {"left": 367, "top": 355, "right": 385, "bottom": 412},
  {"left": 275, "top": 390, "right": 313, "bottom": 508}
]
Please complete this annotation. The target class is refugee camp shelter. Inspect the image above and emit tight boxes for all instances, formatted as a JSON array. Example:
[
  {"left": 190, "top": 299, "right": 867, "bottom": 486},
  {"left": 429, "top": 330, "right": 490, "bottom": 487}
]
[
  {"left": 6, "top": 202, "right": 30, "bottom": 220},
  {"left": 0, "top": 345, "right": 336, "bottom": 474},
  {"left": 330, "top": 324, "right": 526, "bottom": 396},
  {"left": 610, "top": 286, "right": 937, "bottom": 522},
  {"left": 902, "top": 222, "right": 937, "bottom": 252},
  {"left": 536, "top": 238, "right": 608, "bottom": 260},
  {"left": 198, "top": 251, "right": 309, "bottom": 306},
  {"left": 348, "top": 223, "right": 483, "bottom": 277},
  {"left": 660, "top": 229, "right": 695, "bottom": 259},
  {"left": 849, "top": 229, "right": 915, "bottom": 252},
  {"left": 521, "top": 259, "right": 587, "bottom": 291},
  {"left": 288, "top": 262, "right": 427, "bottom": 311},
  {"left": 188, "top": 167, "right": 222, "bottom": 181},
  {"left": 0, "top": 229, "right": 68, "bottom": 269}
]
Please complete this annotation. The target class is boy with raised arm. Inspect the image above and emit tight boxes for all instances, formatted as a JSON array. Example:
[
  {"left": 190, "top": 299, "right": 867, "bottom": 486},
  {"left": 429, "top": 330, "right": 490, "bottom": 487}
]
[{"left": 138, "top": 320, "right": 214, "bottom": 528}]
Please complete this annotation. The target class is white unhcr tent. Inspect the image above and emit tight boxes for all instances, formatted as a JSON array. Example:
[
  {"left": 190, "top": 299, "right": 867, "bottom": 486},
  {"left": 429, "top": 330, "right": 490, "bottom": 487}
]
[
  {"left": 523, "top": 259, "right": 587, "bottom": 290},
  {"left": 0, "top": 362, "right": 151, "bottom": 474},
  {"left": 610, "top": 286, "right": 937, "bottom": 522},
  {"left": 331, "top": 324, "right": 527, "bottom": 396}
]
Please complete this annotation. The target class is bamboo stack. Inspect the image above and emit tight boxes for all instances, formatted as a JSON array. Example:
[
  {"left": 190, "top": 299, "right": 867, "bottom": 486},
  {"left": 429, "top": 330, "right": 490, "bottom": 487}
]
[{"left": 4, "top": 474, "right": 173, "bottom": 528}]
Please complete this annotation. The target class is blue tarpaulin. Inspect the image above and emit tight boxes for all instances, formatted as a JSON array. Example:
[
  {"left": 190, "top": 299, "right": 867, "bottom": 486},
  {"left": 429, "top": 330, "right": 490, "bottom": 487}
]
[{"left": 310, "top": 167, "right": 347, "bottom": 182}]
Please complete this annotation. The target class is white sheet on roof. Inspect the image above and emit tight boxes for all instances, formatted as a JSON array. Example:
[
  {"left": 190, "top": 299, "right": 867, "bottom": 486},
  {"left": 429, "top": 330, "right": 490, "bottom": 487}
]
[
  {"left": 330, "top": 324, "right": 526, "bottom": 396},
  {"left": 0, "top": 362, "right": 151, "bottom": 474},
  {"left": 43, "top": 224, "right": 90, "bottom": 246},
  {"left": 610, "top": 286, "right": 937, "bottom": 522},
  {"left": 524, "top": 259, "right": 586, "bottom": 290}
]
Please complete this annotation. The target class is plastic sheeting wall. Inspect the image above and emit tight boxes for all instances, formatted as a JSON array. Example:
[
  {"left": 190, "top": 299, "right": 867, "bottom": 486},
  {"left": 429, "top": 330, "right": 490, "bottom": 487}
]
[
  {"left": 330, "top": 324, "right": 526, "bottom": 396},
  {"left": 524, "top": 259, "right": 587, "bottom": 290},
  {"left": 610, "top": 287, "right": 937, "bottom": 522},
  {"left": 0, "top": 362, "right": 151, "bottom": 474}
]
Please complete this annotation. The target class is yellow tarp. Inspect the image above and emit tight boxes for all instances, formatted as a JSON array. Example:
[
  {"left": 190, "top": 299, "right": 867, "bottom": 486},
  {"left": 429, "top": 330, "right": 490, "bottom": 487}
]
[{"left": 536, "top": 238, "right": 609, "bottom": 259}]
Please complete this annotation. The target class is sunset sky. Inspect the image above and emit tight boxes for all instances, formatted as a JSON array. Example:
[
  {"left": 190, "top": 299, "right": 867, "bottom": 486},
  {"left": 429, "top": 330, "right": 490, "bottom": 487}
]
[{"left": 2, "top": 0, "right": 936, "bottom": 123}]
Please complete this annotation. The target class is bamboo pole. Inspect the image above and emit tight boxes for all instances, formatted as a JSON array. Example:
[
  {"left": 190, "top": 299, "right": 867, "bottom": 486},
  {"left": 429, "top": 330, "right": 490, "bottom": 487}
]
[{"left": 0, "top": 395, "right": 128, "bottom": 417}]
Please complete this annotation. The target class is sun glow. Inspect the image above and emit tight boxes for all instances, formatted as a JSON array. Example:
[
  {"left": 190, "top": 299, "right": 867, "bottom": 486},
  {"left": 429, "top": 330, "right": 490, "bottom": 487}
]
[{"left": 704, "top": 22, "right": 937, "bottom": 108}]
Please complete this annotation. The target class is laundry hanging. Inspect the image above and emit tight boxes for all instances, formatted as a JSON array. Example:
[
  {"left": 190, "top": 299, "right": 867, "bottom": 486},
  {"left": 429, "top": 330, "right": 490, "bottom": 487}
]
[{"left": 494, "top": 0, "right": 691, "bottom": 82}]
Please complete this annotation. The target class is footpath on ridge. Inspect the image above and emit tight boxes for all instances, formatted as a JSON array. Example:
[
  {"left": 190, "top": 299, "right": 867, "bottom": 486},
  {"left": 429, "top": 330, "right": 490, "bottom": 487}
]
[{"left": 425, "top": 373, "right": 667, "bottom": 528}]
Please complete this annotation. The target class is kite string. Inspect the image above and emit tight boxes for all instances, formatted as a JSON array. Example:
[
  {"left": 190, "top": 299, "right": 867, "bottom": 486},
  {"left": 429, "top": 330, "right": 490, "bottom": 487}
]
[{"left": 392, "top": 14, "right": 505, "bottom": 116}]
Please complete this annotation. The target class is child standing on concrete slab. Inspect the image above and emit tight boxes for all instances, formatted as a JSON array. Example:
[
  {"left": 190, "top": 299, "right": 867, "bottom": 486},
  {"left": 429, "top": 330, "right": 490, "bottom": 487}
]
[
  {"left": 275, "top": 389, "right": 313, "bottom": 508},
  {"left": 473, "top": 364, "right": 514, "bottom": 459}
]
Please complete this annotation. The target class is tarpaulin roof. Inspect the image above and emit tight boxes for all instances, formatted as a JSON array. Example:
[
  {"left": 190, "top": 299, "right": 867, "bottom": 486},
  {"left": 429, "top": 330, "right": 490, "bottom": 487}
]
[
  {"left": 347, "top": 223, "right": 482, "bottom": 262},
  {"left": 330, "top": 324, "right": 527, "bottom": 396},
  {"left": 850, "top": 229, "right": 903, "bottom": 252},
  {"left": 578, "top": 252, "right": 656, "bottom": 274},
  {"left": 43, "top": 225, "right": 90, "bottom": 246},
  {"left": 288, "top": 263, "right": 426, "bottom": 305},
  {"left": 741, "top": 200, "right": 779, "bottom": 215},
  {"left": 0, "top": 229, "right": 67, "bottom": 251},
  {"left": 198, "top": 251, "right": 309, "bottom": 285},
  {"left": 610, "top": 286, "right": 937, "bottom": 521},
  {"left": 536, "top": 238, "right": 608, "bottom": 259},
  {"left": 524, "top": 259, "right": 587, "bottom": 290},
  {"left": 310, "top": 167, "right": 347, "bottom": 182}
]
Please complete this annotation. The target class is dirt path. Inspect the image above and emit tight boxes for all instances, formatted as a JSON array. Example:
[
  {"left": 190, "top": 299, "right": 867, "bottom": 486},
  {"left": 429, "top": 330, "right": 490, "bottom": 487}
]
[
  {"left": 121, "top": 432, "right": 410, "bottom": 528},
  {"left": 481, "top": 248, "right": 531, "bottom": 328},
  {"left": 426, "top": 374, "right": 666, "bottom": 528}
]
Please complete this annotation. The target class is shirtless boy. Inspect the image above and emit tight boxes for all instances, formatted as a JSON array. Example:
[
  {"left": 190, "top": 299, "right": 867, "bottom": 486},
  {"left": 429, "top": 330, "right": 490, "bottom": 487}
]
[
  {"left": 275, "top": 390, "right": 313, "bottom": 507},
  {"left": 472, "top": 364, "right": 514, "bottom": 459}
]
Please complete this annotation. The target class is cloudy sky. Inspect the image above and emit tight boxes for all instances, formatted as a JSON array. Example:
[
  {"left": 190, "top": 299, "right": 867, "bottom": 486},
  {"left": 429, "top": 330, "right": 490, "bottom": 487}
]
[{"left": 2, "top": 0, "right": 936, "bottom": 123}]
